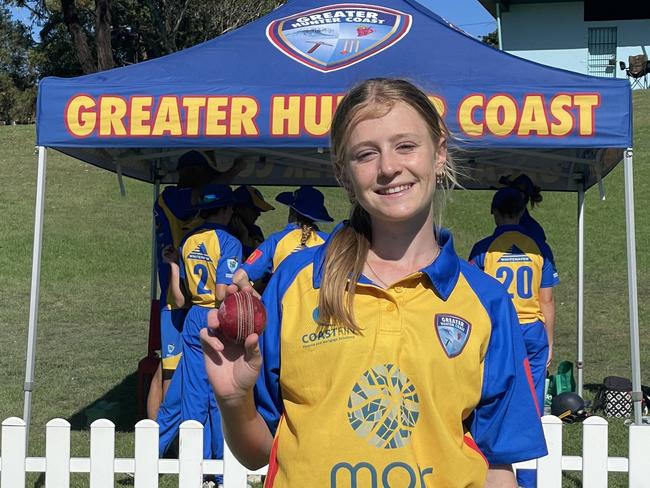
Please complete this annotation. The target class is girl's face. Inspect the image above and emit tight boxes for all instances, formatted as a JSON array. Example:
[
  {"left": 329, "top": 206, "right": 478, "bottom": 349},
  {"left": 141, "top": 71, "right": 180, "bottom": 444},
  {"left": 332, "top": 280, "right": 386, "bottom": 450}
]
[{"left": 344, "top": 101, "right": 446, "bottom": 226}]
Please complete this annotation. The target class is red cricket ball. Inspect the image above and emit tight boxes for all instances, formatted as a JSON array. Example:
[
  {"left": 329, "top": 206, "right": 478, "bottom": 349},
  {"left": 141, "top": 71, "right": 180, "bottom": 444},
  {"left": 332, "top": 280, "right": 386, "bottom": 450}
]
[{"left": 217, "top": 291, "right": 266, "bottom": 343}]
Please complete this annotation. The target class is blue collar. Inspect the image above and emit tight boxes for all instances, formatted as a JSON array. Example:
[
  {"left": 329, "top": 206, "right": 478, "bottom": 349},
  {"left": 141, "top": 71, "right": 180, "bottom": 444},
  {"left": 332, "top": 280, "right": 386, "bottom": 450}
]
[
  {"left": 493, "top": 224, "right": 527, "bottom": 236},
  {"left": 196, "top": 221, "right": 231, "bottom": 233},
  {"left": 312, "top": 223, "right": 460, "bottom": 301}
]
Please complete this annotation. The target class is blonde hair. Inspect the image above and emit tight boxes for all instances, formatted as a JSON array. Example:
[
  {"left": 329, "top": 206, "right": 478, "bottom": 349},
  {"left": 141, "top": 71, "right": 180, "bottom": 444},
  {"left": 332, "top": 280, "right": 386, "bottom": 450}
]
[{"left": 318, "top": 78, "right": 457, "bottom": 332}]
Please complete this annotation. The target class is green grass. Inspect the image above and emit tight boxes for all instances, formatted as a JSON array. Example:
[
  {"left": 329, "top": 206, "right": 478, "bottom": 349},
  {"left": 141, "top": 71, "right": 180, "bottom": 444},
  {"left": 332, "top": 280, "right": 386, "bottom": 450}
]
[{"left": 0, "top": 90, "right": 649, "bottom": 487}]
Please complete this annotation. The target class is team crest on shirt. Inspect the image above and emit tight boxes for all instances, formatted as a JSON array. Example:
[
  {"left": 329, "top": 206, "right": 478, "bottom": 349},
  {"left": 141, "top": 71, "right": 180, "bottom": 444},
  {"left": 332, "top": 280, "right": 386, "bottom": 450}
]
[
  {"left": 266, "top": 4, "right": 412, "bottom": 72},
  {"left": 226, "top": 257, "right": 239, "bottom": 273},
  {"left": 434, "top": 314, "right": 471, "bottom": 358}
]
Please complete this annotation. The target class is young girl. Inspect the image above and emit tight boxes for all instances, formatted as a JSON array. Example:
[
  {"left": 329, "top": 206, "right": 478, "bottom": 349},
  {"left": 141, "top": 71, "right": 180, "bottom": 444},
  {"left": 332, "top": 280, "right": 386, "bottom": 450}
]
[
  {"left": 201, "top": 79, "right": 546, "bottom": 487},
  {"left": 234, "top": 185, "right": 332, "bottom": 285}
]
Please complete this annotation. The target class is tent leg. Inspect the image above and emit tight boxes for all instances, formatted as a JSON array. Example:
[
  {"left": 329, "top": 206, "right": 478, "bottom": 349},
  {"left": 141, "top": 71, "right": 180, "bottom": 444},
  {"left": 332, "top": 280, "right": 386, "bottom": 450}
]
[
  {"left": 150, "top": 177, "right": 160, "bottom": 300},
  {"left": 23, "top": 146, "right": 48, "bottom": 443},
  {"left": 576, "top": 184, "right": 585, "bottom": 397},
  {"left": 623, "top": 148, "right": 643, "bottom": 425}
]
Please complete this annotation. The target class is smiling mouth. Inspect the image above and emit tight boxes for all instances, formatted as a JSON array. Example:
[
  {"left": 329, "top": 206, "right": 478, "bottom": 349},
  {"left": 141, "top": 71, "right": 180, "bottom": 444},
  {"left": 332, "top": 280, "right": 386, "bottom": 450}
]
[{"left": 376, "top": 183, "right": 414, "bottom": 196}]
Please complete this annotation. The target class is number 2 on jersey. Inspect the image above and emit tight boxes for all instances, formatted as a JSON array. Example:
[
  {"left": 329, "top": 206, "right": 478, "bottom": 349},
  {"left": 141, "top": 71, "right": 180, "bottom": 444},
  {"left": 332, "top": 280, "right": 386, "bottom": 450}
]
[
  {"left": 496, "top": 265, "right": 533, "bottom": 299},
  {"left": 194, "top": 263, "right": 211, "bottom": 295}
]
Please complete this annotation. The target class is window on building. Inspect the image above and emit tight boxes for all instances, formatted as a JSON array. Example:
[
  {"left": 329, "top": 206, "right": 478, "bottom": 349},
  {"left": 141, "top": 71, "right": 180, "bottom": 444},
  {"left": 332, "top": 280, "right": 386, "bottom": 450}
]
[{"left": 587, "top": 27, "right": 617, "bottom": 78}]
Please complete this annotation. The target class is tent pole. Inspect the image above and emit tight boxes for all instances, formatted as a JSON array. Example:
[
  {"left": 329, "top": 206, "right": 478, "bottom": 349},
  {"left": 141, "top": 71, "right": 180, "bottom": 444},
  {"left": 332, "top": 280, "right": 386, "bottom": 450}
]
[
  {"left": 576, "top": 184, "right": 585, "bottom": 397},
  {"left": 150, "top": 175, "right": 160, "bottom": 300},
  {"left": 23, "top": 146, "right": 48, "bottom": 444},
  {"left": 623, "top": 148, "right": 643, "bottom": 425},
  {"left": 496, "top": 2, "right": 503, "bottom": 50}
]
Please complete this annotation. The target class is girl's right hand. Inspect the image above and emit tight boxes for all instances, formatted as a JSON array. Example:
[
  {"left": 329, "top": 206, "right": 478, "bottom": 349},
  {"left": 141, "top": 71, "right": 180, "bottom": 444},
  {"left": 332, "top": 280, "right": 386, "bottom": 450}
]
[{"left": 201, "top": 285, "right": 263, "bottom": 403}]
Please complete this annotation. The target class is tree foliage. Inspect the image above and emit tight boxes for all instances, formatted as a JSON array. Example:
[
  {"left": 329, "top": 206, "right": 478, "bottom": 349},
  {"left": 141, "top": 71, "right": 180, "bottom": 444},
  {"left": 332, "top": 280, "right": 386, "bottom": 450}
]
[
  {"left": 1, "top": 0, "right": 285, "bottom": 122},
  {"left": 480, "top": 29, "right": 499, "bottom": 48}
]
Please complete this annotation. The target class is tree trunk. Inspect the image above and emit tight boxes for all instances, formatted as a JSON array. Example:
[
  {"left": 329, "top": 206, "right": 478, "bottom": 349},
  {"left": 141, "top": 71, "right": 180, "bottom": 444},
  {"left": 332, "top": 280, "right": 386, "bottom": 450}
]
[
  {"left": 95, "top": 0, "right": 114, "bottom": 71},
  {"left": 60, "top": 0, "right": 97, "bottom": 74}
]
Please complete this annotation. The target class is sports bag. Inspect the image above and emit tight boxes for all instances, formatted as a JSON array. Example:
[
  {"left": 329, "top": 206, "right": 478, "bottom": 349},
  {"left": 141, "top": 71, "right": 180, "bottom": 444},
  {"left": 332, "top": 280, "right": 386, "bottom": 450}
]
[{"left": 593, "top": 376, "right": 632, "bottom": 418}]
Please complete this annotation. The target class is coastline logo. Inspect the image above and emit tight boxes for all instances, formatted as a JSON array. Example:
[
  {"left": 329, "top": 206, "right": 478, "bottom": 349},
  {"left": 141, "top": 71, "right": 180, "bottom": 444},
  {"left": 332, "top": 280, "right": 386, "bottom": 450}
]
[
  {"left": 347, "top": 364, "right": 419, "bottom": 449},
  {"left": 266, "top": 4, "right": 412, "bottom": 73}
]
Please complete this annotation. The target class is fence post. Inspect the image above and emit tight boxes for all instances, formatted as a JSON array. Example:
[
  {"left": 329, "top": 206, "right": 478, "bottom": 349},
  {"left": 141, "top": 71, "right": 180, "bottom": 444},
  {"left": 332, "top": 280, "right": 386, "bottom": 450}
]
[
  {"left": 46, "top": 418, "right": 71, "bottom": 488},
  {"left": 179, "top": 420, "right": 203, "bottom": 487},
  {"left": 90, "top": 419, "right": 115, "bottom": 488},
  {"left": 134, "top": 419, "right": 159, "bottom": 488},
  {"left": 583, "top": 416, "right": 608, "bottom": 488},
  {"left": 629, "top": 424, "right": 650, "bottom": 487},
  {"left": 1, "top": 417, "right": 27, "bottom": 488},
  {"left": 537, "top": 415, "right": 562, "bottom": 488},
  {"left": 223, "top": 440, "right": 248, "bottom": 488}
]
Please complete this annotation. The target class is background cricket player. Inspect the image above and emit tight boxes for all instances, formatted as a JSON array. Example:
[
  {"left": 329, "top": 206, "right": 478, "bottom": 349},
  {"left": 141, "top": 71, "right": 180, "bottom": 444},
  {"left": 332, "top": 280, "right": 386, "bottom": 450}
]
[
  {"left": 157, "top": 183, "right": 242, "bottom": 467},
  {"left": 234, "top": 185, "right": 332, "bottom": 285},
  {"left": 201, "top": 78, "right": 546, "bottom": 488},
  {"left": 469, "top": 186, "right": 559, "bottom": 488}
]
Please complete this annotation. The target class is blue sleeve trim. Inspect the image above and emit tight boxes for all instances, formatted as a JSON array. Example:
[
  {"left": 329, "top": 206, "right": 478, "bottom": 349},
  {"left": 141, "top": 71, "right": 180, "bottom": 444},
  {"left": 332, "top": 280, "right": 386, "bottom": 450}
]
[
  {"left": 462, "top": 262, "right": 548, "bottom": 464},
  {"left": 241, "top": 231, "right": 284, "bottom": 282},
  {"left": 215, "top": 232, "right": 243, "bottom": 285}
]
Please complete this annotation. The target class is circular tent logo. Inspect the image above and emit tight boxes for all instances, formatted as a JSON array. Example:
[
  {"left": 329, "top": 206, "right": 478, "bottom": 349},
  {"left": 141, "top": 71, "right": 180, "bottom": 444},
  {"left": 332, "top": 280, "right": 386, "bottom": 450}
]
[
  {"left": 347, "top": 364, "right": 419, "bottom": 449},
  {"left": 266, "top": 4, "right": 412, "bottom": 73}
]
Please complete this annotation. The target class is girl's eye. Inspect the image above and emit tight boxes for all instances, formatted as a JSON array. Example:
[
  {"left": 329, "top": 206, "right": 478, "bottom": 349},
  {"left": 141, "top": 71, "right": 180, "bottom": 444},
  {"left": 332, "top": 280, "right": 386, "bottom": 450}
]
[
  {"left": 355, "top": 151, "right": 375, "bottom": 161},
  {"left": 397, "top": 143, "right": 417, "bottom": 152}
]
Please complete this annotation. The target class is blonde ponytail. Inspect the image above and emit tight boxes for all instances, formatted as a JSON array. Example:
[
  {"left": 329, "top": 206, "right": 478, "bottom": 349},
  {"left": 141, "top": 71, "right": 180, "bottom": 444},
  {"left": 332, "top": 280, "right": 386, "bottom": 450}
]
[{"left": 317, "top": 204, "right": 371, "bottom": 333}]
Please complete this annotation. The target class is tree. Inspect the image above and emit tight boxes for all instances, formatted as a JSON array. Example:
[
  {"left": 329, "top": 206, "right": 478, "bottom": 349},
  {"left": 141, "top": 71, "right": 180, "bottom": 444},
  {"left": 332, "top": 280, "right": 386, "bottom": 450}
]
[
  {"left": 481, "top": 29, "right": 499, "bottom": 48},
  {"left": 0, "top": 4, "right": 36, "bottom": 122}
]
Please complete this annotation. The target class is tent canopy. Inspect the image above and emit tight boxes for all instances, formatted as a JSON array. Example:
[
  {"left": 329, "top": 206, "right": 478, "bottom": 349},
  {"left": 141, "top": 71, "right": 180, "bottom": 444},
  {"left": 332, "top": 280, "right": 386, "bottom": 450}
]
[{"left": 36, "top": 0, "right": 632, "bottom": 191}]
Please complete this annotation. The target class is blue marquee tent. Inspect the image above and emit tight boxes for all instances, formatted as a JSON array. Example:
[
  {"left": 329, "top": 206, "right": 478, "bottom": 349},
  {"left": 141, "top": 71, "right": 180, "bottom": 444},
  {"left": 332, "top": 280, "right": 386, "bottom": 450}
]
[{"left": 27, "top": 0, "right": 642, "bottom": 431}]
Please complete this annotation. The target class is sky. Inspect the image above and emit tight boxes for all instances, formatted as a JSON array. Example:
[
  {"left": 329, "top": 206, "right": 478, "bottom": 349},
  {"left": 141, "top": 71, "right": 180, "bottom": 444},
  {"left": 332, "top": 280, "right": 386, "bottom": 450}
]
[
  {"left": 11, "top": 0, "right": 496, "bottom": 41},
  {"left": 417, "top": 0, "right": 496, "bottom": 37}
]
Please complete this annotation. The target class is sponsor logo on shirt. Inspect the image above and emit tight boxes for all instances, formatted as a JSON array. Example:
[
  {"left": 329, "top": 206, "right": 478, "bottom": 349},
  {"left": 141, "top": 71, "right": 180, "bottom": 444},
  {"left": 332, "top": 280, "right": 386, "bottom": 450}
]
[
  {"left": 434, "top": 314, "right": 471, "bottom": 358},
  {"left": 187, "top": 243, "right": 213, "bottom": 262},
  {"left": 330, "top": 461, "right": 433, "bottom": 487},
  {"left": 497, "top": 245, "right": 532, "bottom": 263},
  {"left": 301, "top": 325, "right": 355, "bottom": 348},
  {"left": 347, "top": 364, "right": 419, "bottom": 449}
]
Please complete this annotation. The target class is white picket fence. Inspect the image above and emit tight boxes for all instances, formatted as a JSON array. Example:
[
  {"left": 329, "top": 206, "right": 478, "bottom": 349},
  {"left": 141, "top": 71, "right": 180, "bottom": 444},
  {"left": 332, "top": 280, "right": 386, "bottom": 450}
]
[{"left": 1, "top": 415, "right": 650, "bottom": 487}]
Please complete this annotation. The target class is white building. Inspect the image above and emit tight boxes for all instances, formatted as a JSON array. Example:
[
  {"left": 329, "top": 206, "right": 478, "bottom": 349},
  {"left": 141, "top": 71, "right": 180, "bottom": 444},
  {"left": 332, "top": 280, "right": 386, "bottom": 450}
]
[{"left": 479, "top": 0, "right": 650, "bottom": 85}]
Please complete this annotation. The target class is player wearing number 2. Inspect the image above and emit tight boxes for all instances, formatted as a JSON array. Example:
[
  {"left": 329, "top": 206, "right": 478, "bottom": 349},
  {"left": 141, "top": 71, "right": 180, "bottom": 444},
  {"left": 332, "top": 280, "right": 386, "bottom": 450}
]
[
  {"left": 157, "top": 183, "right": 243, "bottom": 464},
  {"left": 469, "top": 187, "right": 559, "bottom": 488}
]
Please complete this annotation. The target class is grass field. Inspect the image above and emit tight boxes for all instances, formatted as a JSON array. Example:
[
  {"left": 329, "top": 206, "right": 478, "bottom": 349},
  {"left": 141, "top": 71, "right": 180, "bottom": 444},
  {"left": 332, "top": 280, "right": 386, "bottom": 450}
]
[{"left": 0, "top": 90, "right": 648, "bottom": 487}]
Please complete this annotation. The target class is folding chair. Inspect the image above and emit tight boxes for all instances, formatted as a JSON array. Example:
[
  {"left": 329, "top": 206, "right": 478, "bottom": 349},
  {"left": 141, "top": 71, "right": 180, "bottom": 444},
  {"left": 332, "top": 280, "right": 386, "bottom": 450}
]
[{"left": 626, "top": 54, "right": 648, "bottom": 89}]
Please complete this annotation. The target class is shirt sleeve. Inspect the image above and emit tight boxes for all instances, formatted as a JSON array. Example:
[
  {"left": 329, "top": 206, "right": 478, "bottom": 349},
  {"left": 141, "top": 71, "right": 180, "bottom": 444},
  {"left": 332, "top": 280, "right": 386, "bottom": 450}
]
[
  {"left": 468, "top": 242, "right": 486, "bottom": 269},
  {"left": 178, "top": 243, "right": 186, "bottom": 280},
  {"left": 215, "top": 234, "right": 243, "bottom": 285},
  {"left": 470, "top": 287, "right": 548, "bottom": 464},
  {"left": 240, "top": 233, "right": 281, "bottom": 282},
  {"left": 540, "top": 243, "right": 559, "bottom": 288},
  {"left": 254, "top": 270, "right": 284, "bottom": 435}
]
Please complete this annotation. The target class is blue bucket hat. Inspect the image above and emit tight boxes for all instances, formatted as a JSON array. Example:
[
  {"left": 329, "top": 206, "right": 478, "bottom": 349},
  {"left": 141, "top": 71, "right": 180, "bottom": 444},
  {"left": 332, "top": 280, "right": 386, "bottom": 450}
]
[
  {"left": 234, "top": 185, "right": 275, "bottom": 212},
  {"left": 177, "top": 150, "right": 214, "bottom": 171},
  {"left": 196, "top": 184, "right": 235, "bottom": 210},
  {"left": 275, "top": 186, "right": 333, "bottom": 223}
]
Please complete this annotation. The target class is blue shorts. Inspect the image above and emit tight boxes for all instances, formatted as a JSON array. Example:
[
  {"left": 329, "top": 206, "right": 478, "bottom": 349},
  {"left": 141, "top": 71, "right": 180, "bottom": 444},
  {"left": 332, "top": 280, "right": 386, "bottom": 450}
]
[{"left": 161, "top": 307, "right": 188, "bottom": 372}]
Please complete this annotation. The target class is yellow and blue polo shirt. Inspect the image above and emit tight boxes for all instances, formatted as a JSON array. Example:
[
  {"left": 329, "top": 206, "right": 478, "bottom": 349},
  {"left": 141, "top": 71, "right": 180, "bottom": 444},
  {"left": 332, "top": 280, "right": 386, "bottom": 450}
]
[
  {"left": 255, "top": 225, "right": 547, "bottom": 488},
  {"left": 469, "top": 225, "right": 559, "bottom": 324},
  {"left": 240, "top": 223, "right": 328, "bottom": 282},
  {"left": 154, "top": 186, "right": 203, "bottom": 309},
  {"left": 178, "top": 223, "right": 242, "bottom": 308}
]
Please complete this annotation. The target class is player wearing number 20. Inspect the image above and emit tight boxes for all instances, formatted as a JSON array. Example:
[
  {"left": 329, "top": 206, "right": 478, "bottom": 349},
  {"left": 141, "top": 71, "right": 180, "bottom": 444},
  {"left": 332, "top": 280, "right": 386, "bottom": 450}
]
[{"left": 469, "top": 188, "right": 558, "bottom": 488}]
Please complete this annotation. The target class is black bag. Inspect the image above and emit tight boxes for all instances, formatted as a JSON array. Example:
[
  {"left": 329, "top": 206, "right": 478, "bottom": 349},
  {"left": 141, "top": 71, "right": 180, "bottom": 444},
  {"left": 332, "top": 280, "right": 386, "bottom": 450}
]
[{"left": 593, "top": 376, "right": 632, "bottom": 418}]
